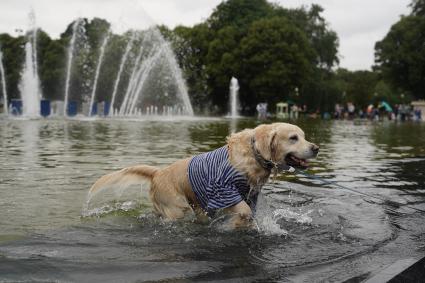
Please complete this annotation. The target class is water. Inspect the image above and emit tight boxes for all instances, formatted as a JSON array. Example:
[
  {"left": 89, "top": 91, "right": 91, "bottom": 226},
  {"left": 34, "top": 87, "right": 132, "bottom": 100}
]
[
  {"left": 0, "top": 118, "right": 424, "bottom": 282},
  {"left": 109, "top": 32, "right": 135, "bottom": 115},
  {"left": 127, "top": 47, "right": 164, "bottom": 115},
  {"left": 119, "top": 32, "right": 152, "bottom": 116},
  {"left": 19, "top": 11, "right": 42, "bottom": 117},
  {"left": 158, "top": 29, "right": 194, "bottom": 116},
  {"left": 63, "top": 19, "right": 83, "bottom": 116},
  {"left": 8, "top": 17, "right": 193, "bottom": 118},
  {"left": 229, "top": 76, "right": 240, "bottom": 117},
  {"left": 119, "top": 28, "right": 194, "bottom": 117},
  {"left": 88, "top": 32, "right": 110, "bottom": 116},
  {"left": 0, "top": 51, "right": 7, "bottom": 114}
]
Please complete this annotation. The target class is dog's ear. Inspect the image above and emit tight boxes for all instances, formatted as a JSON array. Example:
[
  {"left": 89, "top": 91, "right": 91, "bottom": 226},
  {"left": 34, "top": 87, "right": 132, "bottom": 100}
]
[{"left": 254, "top": 124, "right": 277, "bottom": 160}]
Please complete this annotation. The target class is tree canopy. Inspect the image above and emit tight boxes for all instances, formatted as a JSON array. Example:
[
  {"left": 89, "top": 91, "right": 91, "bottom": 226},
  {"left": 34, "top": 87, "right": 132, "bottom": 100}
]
[
  {"left": 172, "top": 0, "right": 340, "bottom": 114},
  {"left": 375, "top": 0, "right": 425, "bottom": 100},
  {"left": 0, "top": 0, "right": 419, "bottom": 116}
]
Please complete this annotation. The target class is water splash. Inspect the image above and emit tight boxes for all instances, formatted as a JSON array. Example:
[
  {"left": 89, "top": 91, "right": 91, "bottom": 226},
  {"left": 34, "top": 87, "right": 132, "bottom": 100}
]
[
  {"left": 160, "top": 31, "right": 194, "bottom": 116},
  {"left": 127, "top": 47, "right": 164, "bottom": 115},
  {"left": 88, "top": 32, "right": 110, "bottom": 116},
  {"left": 109, "top": 32, "right": 136, "bottom": 115},
  {"left": 64, "top": 18, "right": 83, "bottom": 116},
  {"left": 82, "top": 200, "right": 141, "bottom": 217},
  {"left": 0, "top": 51, "right": 8, "bottom": 114},
  {"left": 229, "top": 77, "right": 240, "bottom": 117},
  {"left": 272, "top": 208, "right": 313, "bottom": 225},
  {"left": 119, "top": 36, "right": 147, "bottom": 116},
  {"left": 255, "top": 194, "right": 288, "bottom": 235},
  {"left": 118, "top": 27, "right": 193, "bottom": 117},
  {"left": 19, "top": 10, "right": 42, "bottom": 117}
]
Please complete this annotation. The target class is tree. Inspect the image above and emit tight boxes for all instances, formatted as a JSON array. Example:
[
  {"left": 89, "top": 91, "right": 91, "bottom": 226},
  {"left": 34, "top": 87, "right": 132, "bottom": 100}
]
[
  {"left": 37, "top": 29, "right": 67, "bottom": 100},
  {"left": 375, "top": 1, "right": 425, "bottom": 100},
  {"left": 239, "top": 17, "right": 315, "bottom": 108},
  {"left": 0, "top": 33, "right": 25, "bottom": 100},
  {"left": 410, "top": 0, "right": 425, "bottom": 16},
  {"left": 207, "top": 0, "right": 273, "bottom": 31},
  {"left": 172, "top": 24, "right": 214, "bottom": 113}
]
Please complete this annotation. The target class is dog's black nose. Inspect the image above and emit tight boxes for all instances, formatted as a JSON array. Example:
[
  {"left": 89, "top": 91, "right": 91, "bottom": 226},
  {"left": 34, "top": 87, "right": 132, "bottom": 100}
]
[{"left": 311, "top": 144, "right": 319, "bottom": 154}]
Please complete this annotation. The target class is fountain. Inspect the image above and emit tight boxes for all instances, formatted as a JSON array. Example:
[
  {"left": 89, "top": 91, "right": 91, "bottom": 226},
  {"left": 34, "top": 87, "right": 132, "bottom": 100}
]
[
  {"left": 109, "top": 32, "right": 136, "bottom": 115},
  {"left": 118, "top": 28, "right": 194, "bottom": 117},
  {"left": 127, "top": 47, "right": 164, "bottom": 115},
  {"left": 63, "top": 18, "right": 83, "bottom": 116},
  {"left": 0, "top": 51, "right": 8, "bottom": 114},
  {"left": 5, "top": 13, "right": 194, "bottom": 119},
  {"left": 19, "top": 10, "right": 42, "bottom": 117},
  {"left": 118, "top": 36, "right": 147, "bottom": 116},
  {"left": 88, "top": 31, "right": 110, "bottom": 116},
  {"left": 228, "top": 77, "right": 240, "bottom": 118}
]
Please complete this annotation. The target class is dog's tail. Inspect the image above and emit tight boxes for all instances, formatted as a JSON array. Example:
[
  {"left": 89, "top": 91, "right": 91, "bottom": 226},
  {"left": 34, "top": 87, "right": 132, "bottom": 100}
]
[{"left": 88, "top": 165, "right": 160, "bottom": 197}]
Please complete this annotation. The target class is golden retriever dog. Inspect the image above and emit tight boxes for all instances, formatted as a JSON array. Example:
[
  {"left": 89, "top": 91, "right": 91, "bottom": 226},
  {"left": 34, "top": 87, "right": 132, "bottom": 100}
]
[{"left": 88, "top": 123, "right": 319, "bottom": 228}]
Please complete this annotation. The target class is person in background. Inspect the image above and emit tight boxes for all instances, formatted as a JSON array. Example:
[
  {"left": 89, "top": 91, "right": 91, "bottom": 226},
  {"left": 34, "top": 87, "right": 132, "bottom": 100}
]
[
  {"left": 334, "top": 103, "right": 342, "bottom": 119},
  {"left": 256, "top": 103, "right": 267, "bottom": 120},
  {"left": 347, "top": 102, "right": 355, "bottom": 119},
  {"left": 414, "top": 107, "right": 422, "bottom": 121}
]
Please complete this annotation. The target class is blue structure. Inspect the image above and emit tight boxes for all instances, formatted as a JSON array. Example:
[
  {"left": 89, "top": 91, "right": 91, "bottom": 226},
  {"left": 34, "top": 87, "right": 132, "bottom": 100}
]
[
  {"left": 40, "top": 100, "right": 51, "bottom": 117},
  {"left": 10, "top": 99, "right": 22, "bottom": 115},
  {"left": 67, "top": 101, "right": 78, "bottom": 116},
  {"left": 103, "top": 101, "right": 110, "bottom": 116},
  {"left": 90, "top": 103, "right": 97, "bottom": 116}
]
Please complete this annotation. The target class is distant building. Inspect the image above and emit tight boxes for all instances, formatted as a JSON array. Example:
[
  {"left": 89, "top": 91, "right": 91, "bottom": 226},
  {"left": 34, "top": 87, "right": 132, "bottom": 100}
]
[{"left": 411, "top": 100, "right": 425, "bottom": 121}]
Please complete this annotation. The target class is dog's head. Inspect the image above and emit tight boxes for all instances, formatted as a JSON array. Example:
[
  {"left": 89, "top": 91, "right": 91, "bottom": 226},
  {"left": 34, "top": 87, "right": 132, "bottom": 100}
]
[{"left": 253, "top": 123, "right": 319, "bottom": 169}]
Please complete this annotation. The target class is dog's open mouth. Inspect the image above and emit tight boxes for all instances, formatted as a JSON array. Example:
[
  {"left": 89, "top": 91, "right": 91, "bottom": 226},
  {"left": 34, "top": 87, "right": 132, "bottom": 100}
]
[{"left": 285, "top": 153, "right": 309, "bottom": 169}]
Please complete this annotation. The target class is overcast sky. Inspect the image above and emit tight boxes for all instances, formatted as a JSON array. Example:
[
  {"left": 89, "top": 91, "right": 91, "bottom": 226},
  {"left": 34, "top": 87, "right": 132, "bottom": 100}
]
[{"left": 0, "top": 0, "right": 411, "bottom": 70}]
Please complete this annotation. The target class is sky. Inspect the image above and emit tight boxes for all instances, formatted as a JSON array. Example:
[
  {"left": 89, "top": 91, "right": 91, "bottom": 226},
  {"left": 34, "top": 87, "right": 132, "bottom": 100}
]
[{"left": 0, "top": 0, "right": 412, "bottom": 71}]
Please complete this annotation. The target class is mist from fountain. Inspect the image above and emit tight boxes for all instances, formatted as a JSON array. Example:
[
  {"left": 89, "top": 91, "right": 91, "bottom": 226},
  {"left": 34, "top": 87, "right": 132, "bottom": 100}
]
[
  {"left": 19, "top": 10, "right": 42, "bottom": 117},
  {"left": 109, "top": 32, "right": 136, "bottom": 115},
  {"left": 10, "top": 11, "right": 195, "bottom": 119},
  {"left": 118, "top": 28, "right": 194, "bottom": 117},
  {"left": 228, "top": 77, "right": 240, "bottom": 118},
  {"left": 88, "top": 32, "right": 110, "bottom": 116},
  {"left": 118, "top": 37, "right": 147, "bottom": 116},
  {"left": 64, "top": 18, "right": 83, "bottom": 116},
  {"left": 0, "top": 51, "right": 8, "bottom": 114},
  {"left": 159, "top": 31, "right": 194, "bottom": 116},
  {"left": 123, "top": 48, "right": 157, "bottom": 115},
  {"left": 127, "top": 48, "right": 164, "bottom": 115}
]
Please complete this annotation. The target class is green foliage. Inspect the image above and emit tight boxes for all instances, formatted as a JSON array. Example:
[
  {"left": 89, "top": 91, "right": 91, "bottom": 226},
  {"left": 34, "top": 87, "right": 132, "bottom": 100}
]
[
  {"left": 0, "top": 33, "right": 25, "bottom": 100},
  {"left": 4, "top": 0, "right": 411, "bottom": 115},
  {"left": 169, "top": 0, "right": 340, "bottom": 114},
  {"left": 239, "top": 17, "right": 314, "bottom": 107},
  {"left": 274, "top": 4, "right": 339, "bottom": 70},
  {"left": 375, "top": 0, "right": 425, "bottom": 100},
  {"left": 172, "top": 24, "right": 213, "bottom": 113},
  {"left": 410, "top": 0, "right": 425, "bottom": 16},
  {"left": 335, "top": 69, "right": 379, "bottom": 107},
  {"left": 37, "top": 29, "right": 66, "bottom": 100},
  {"left": 374, "top": 80, "right": 402, "bottom": 105},
  {"left": 207, "top": 0, "right": 273, "bottom": 31}
]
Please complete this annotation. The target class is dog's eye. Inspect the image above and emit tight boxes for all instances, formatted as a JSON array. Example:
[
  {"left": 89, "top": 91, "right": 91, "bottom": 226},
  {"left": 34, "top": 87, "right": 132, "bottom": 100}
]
[{"left": 289, "top": 135, "right": 298, "bottom": 141}]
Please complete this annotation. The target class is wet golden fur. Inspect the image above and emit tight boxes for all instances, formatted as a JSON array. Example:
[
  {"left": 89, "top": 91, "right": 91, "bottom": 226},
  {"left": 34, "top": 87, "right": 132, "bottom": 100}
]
[{"left": 88, "top": 123, "right": 318, "bottom": 228}]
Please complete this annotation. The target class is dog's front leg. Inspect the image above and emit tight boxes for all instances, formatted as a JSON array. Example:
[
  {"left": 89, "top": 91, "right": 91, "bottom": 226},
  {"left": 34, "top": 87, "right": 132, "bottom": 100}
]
[{"left": 224, "top": 201, "right": 254, "bottom": 229}]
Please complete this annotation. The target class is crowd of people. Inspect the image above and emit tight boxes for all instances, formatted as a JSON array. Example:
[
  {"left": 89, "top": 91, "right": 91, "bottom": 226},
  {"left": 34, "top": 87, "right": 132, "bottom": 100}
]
[
  {"left": 333, "top": 102, "right": 422, "bottom": 121},
  {"left": 255, "top": 101, "right": 423, "bottom": 121}
]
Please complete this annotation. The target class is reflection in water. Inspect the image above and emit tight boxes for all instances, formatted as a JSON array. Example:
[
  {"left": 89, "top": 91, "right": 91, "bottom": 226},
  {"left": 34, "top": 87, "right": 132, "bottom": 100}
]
[{"left": 0, "top": 118, "right": 424, "bottom": 282}]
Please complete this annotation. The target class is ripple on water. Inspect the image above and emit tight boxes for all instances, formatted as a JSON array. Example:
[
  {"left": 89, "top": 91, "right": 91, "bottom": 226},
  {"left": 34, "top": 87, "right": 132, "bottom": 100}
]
[
  {"left": 247, "top": 182, "right": 396, "bottom": 268},
  {"left": 0, "top": 119, "right": 424, "bottom": 282}
]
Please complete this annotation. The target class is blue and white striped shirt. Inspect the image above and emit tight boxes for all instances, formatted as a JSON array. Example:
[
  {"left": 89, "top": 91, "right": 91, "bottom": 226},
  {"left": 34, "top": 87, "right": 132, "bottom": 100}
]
[{"left": 188, "top": 146, "right": 258, "bottom": 214}]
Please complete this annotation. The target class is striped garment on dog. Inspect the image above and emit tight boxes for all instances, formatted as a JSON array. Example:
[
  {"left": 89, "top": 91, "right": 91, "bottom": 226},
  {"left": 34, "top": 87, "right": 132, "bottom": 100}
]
[{"left": 188, "top": 146, "right": 257, "bottom": 214}]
